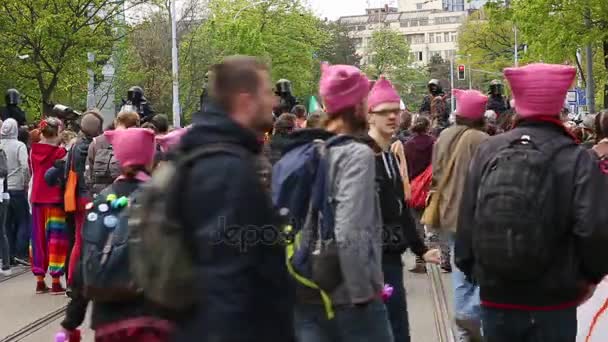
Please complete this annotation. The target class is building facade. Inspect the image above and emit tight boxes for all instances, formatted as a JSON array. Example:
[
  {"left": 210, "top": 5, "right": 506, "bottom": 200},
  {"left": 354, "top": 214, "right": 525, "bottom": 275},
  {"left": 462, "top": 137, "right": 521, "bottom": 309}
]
[
  {"left": 338, "top": 8, "right": 469, "bottom": 66},
  {"left": 398, "top": 0, "right": 487, "bottom": 12}
]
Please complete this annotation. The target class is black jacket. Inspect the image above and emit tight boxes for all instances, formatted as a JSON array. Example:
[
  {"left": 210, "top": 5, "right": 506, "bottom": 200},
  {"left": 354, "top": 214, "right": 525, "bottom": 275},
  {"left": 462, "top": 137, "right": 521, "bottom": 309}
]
[
  {"left": 172, "top": 105, "right": 294, "bottom": 342},
  {"left": 61, "top": 179, "right": 159, "bottom": 331},
  {"left": 456, "top": 120, "right": 608, "bottom": 307},
  {"left": 362, "top": 136, "right": 428, "bottom": 263},
  {"left": 486, "top": 95, "right": 509, "bottom": 115},
  {"left": 0, "top": 105, "right": 26, "bottom": 126},
  {"left": 67, "top": 136, "right": 94, "bottom": 198}
]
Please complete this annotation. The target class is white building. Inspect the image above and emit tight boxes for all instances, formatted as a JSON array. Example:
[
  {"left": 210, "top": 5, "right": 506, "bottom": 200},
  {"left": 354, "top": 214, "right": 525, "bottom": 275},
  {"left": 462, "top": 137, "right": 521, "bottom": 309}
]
[
  {"left": 339, "top": 1, "right": 488, "bottom": 67},
  {"left": 398, "top": 0, "right": 487, "bottom": 12}
]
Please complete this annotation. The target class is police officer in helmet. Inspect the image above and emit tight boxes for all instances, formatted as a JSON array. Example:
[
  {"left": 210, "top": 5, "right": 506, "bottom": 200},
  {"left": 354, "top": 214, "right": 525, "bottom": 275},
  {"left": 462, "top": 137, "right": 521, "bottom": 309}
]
[
  {"left": 273, "top": 79, "right": 297, "bottom": 118},
  {"left": 1, "top": 89, "right": 26, "bottom": 126},
  {"left": 486, "top": 79, "right": 509, "bottom": 115},
  {"left": 122, "top": 86, "right": 154, "bottom": 123}
]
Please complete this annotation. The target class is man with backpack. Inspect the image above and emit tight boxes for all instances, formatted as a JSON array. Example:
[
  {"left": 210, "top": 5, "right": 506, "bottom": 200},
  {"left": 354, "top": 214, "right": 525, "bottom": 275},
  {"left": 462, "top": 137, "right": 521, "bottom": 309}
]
[
  {"left": 278, "top": 63, "right": 392, "bottom": 342},
  {"left": 427, "top": 88, "right": 489, "bottom": 341},
  {"left": 85, "top": 111, "right": 140, "bottom": 197},
  {"left": 171, "top": 56, "right": 292, "bottom": 342},
  {"left": 456, "top": 63, "right": 608, "bottom": 342}
]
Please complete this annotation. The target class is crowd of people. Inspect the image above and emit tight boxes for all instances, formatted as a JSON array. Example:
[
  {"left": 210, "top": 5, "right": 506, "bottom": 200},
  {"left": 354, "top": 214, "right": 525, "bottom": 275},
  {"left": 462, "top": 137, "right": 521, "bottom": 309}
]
[{"left": 0, "top": 55, "right": 606, "bottom": 342}]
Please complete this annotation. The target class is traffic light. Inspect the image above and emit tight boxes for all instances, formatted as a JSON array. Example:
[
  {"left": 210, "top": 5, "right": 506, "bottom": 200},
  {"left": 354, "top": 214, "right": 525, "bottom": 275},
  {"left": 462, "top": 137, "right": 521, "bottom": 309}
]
[{"left": 458, "top": 64, "right": 466, "bottom": 80}]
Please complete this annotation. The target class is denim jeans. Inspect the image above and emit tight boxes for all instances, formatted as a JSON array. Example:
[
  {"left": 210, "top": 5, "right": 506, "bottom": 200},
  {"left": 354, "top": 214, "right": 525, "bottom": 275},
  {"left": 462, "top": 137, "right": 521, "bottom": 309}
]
[
  {"left": 448, "top": 233, "right": 480, "bottom": 321},
  {"left": 6, "top": 191, "right": 30, "bottom": 259},
  {"left": 294, "top": 299, "right": 394, "bottom": 342},
  {"left": 383, "top": 260, "right": 410, "bottom": 342},
  {"left": 481, "top": 307, "right": 577, "bottom": 342}
]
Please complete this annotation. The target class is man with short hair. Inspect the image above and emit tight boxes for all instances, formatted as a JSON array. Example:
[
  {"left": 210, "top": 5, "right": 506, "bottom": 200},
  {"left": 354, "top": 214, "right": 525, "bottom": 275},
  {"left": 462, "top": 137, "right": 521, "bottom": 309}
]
[{"left": 173, "top": 56, "right": 291, "bottom": 342}]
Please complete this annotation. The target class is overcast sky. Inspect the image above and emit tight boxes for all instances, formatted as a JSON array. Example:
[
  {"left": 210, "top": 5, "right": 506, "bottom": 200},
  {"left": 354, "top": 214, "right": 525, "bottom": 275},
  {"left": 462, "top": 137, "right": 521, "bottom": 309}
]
[{"left": 308, "top": 0, "right": 369, "bottom": 19}]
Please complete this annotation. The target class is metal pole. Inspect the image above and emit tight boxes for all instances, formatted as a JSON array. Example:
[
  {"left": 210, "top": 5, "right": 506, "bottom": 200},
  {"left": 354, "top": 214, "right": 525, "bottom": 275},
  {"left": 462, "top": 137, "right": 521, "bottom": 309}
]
[
  {"left": 171, "top": 0, "right": 181, "bottom": 128},
  {"left": 514, "top": 26, "right": 519, "bottom": 67},
  {"left": 584, "top": 8, "right": 596, "bottom": 113},
  {"left": 87, "top": 52, "right": 96, "bottom": 109},
  {"left": 467, "top": 55, "right": 472, "bottom": 89},
  {"left": 450, "top": 56, "right": 455, "bottom": 113}
]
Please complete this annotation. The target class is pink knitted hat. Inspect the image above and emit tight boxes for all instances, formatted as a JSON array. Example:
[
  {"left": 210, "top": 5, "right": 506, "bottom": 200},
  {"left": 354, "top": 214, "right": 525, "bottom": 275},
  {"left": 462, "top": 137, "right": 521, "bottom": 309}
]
[
  {"left": 319, "top": 63, "right": 370, "bottom": 115},
  {"left": 504, "top": 63, "right": 576, "bottom": 117},
  {"left": 453, "top": 89, "right": 488, "bottom": 120},
  {"left": 368, "top": 76, "right": 401, "bottom": 111},
  {"left": 156, "top": 128, "right": 188, "bottom": 152},
  {"left": 104, "top": 128, "right": 156, "bottom": 168}
]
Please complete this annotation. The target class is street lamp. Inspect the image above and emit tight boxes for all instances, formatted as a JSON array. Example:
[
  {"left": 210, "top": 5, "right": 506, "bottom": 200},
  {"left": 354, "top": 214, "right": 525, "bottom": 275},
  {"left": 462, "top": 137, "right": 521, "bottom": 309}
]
[{"left": 171, "top": 0, "right": 181, "bottom": 128}]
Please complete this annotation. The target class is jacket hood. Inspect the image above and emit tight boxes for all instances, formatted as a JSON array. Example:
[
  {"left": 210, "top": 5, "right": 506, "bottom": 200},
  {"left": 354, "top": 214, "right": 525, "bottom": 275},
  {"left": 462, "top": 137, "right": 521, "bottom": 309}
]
[
  {"left": 281, "top": 128, "right": 335, "bottom": 154},
  {"left": 180, "top": 104, "right": 262, "bottom": 154},
  {"left": 1, "top": 118, "right": 18, "bottom": 139},
  {"left": 31, "top": 143, "right": 66, "bottom": 166}
]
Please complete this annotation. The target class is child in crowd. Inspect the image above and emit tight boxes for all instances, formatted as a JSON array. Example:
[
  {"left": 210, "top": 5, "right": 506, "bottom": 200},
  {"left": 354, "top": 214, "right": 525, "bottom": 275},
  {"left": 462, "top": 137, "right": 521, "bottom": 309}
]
[{"left": 29, "top": 117, "right": 68, "bottom": 294}]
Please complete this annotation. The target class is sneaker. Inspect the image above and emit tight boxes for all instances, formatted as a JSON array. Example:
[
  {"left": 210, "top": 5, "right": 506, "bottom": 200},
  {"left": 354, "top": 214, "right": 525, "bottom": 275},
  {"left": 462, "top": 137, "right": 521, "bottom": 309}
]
[
  {"left": 50, "top": 281, "right": 66, "bottom": 295},
  {"left": 36, "top": 281, "right": 50, "bottom": 294},
  {"left": 14, "top": 257, "right": 30, "bottom": 267},
  {"left": 0, "top": 267, "right": 12, "bottom": 276}
]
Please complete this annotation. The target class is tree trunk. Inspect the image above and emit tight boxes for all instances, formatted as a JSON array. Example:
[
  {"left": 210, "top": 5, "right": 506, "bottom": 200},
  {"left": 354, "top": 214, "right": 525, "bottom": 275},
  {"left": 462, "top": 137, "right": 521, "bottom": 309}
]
[{"left": 603, "top": 40, "right": 608, "bottom": 109}]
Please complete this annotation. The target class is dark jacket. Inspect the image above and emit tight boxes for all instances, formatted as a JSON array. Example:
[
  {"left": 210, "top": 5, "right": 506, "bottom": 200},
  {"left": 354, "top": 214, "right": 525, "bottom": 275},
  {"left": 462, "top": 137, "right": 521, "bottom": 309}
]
[
  {"left": 363, "top": 137, "right": 427, "bottom": 264},
  {"left": 404, "top": 133, "right": 435, "bottom": 180},
  {"left": 455, "top": 120, "right": 608, "bottom": 307},
  {"left": 172, "top": 105, "right": 293, "bottom": 342},
  {"left": 61, "top": 179, "right": 160, "bottom": 331},
  {"left": 67, "top": 136, "right": 94, "bottom": 199},
  {"left": 486, "top": 95, "right": 509, "bottom": 115},
  {"left": 0, "top": 105, "right": 26, "bottom": 126},
  {"left": 268, "top": 133, "right": 293, "bottom": 165}
]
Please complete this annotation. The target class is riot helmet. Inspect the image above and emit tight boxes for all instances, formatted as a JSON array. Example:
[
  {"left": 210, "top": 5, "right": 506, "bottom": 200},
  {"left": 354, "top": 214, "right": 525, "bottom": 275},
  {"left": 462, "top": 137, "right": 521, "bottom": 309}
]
[
  {"left": 489, "top": 80, "right": 504, "bottom": 96},
  {"left": 127, "top": 86, "right": 144, "bottom": 103},
  {"left": 276, "top": 79, "right": 292, "bottom": 95},
  {"left": 5, "top": 89, "right": 20, "bottom": 106},
  {"left": 428, "top": 79, "right": 442, "bottom": 96}
]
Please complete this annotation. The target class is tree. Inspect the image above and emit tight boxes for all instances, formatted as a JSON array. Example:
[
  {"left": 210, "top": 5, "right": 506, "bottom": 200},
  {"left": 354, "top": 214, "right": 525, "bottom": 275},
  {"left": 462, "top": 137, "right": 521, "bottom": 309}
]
[
  {"left": 317, "top": 21, "right": 361, "bottom": 67},
  {"left": 457, "top": 4, "right": 516, "bottom": 92},
  {"left": 0, "top": 0, "right": 148, "bottom": 117},
  {"left": 364, "top": 28, "right": 411, "bottom": 78}
]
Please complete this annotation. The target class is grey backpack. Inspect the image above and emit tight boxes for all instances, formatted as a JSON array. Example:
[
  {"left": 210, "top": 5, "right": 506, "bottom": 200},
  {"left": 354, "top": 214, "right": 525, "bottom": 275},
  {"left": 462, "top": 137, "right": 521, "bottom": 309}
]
[
  {"left": 92, "top": 138, "right": 121, "bottom": 192},
  {"left": 0, "top": 149, "right": 9, "bottom": 179}
]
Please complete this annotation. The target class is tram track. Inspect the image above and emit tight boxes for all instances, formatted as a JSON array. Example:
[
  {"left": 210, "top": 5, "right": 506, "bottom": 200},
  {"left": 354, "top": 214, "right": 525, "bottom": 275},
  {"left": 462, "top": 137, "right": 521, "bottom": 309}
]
[
  {"left": 428, "top": 263, "right": 456, "bottom": 342},
  {"left": 0, "top": 305, "right": 67, "bottom": 342},
  {"left": 0, "top": 268, "right": 29, "bottom": 284}
]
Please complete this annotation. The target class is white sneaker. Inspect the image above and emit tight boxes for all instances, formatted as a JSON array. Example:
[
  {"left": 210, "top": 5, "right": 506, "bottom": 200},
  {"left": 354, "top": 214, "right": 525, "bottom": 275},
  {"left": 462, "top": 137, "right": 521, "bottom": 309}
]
[{"left": 0, "top": 268, "right": 12, "bottom": 276}]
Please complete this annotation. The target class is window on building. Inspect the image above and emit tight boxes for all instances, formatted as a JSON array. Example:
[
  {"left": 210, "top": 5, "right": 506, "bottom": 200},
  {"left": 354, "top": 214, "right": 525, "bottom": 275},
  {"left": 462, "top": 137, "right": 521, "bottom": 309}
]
[
  {"left": 436, "top": 34, "right": 442, "bottom": 43},
  {"left": 444, "top": 32, "right": 450, "bottom": 42},
  {"left": 419, "top": 18, "right": 429, "bottom": 26},
  {"left": 410, "top": 19, "right": 419, "bottom": 27},
  {"left": 357, "top": 25, "right": 366, "bottom": 31},
  {"left": 428, "top": 33, "right": 434, "bottom": 43},
  {"left": 416, "top": 3, "right": 424, "bottom": 10},
  {"left": 412, "top": 34, "right": 425, "bottom": 44},
  {"left": 451, "top": 32, "right": 457, "bottom": 42},
  {"left": 412, "top": 51, "right": 423, "bottom": 61}
]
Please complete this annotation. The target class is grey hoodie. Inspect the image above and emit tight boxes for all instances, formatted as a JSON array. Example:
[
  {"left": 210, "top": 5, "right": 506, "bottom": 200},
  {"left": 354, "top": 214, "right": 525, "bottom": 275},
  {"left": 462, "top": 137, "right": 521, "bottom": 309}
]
[
  {"left": 1, "top": 119, "right": 29, "bottom": 191},
  {"left": 327, "top": 140, "right": 384, "bottom": 305}
]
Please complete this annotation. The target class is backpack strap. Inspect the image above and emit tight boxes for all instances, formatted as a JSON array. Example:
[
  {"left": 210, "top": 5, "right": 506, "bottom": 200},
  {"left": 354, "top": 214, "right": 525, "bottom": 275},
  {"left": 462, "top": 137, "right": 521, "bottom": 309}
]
[{"left": 166, "top": 143, "right": 252, "bottom": 218}]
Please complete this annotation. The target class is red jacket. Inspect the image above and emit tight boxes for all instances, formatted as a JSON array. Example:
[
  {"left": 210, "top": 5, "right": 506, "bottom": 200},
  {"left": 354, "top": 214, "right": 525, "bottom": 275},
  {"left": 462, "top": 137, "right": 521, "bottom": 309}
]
[{"left": 30, "top": 143, "right": 67, "bottom": 204}]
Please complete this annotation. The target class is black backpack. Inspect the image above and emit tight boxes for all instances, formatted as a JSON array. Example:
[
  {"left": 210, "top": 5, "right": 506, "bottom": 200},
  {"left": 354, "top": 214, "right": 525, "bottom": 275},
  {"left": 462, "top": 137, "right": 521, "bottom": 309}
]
[
  {"left": 81, "top": 185, "right": 139, "bottom": 302},
  {"left": 473, "top": 135, "right": 573, "bottom": 282}
]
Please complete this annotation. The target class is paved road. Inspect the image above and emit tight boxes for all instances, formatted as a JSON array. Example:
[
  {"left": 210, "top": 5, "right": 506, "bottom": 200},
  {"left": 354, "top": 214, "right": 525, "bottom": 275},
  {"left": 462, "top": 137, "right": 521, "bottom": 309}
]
[{"left": 0, "top": 258, "right": 448, "bottom": 342}]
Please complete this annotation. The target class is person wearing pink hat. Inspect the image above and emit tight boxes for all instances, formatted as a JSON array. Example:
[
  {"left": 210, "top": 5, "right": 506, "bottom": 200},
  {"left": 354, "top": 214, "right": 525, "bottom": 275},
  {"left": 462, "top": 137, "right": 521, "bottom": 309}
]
[
  {"left": 428, "top": 88, "right": 489, "bottom": 341},
  {"left": 291, "top": 63, "right": 393, "bottom": 342},
  {"left": 62, "top": 128, "right": 174, "bottom": 342},
  {"left": 367, "top": 76, "right": 441, "bottom": 342},
  {"left": 456, "top": 63, "right": 608, "bottom": 342}
]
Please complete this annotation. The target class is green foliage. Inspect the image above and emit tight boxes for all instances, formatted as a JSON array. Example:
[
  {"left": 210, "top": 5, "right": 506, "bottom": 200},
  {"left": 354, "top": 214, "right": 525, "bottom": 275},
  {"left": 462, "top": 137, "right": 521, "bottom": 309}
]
[
  {"left": 364, "top": 28, "right": 411, "bottom": 78},
  {"left": 0, "top": 0, "right": 133, "bottom": 119}
]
